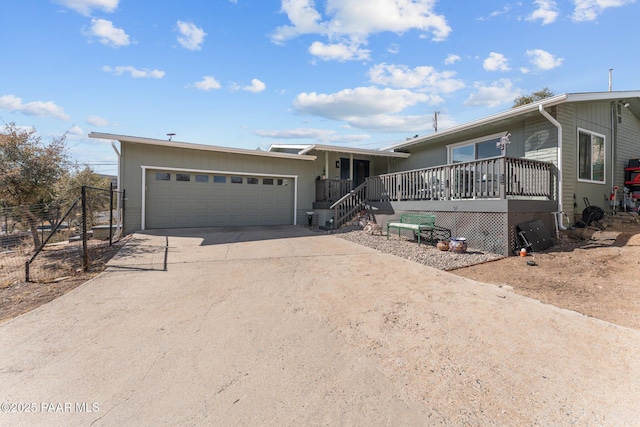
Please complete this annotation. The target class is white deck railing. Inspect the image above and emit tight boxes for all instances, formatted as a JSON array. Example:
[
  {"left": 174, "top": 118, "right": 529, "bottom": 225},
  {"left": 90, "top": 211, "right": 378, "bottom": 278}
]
[{"left": 366, "top": 157, "right": 552, "bottom": 202}]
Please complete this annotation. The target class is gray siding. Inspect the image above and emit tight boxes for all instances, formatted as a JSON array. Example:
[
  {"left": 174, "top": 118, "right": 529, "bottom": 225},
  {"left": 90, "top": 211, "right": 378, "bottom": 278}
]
[
  {"left": 557, "top": 104, "right": 577, "bottom": 220},
  {"left": 523, "top": 113, "right": 559, "bottom": 203},
  {"left": 564, "top": 102, "right": 614, "bottom": 219},
  {"left": 616, "top": 105, "right": 640, "bottom": 183},
  {"left": 120, "top": 143, "right": 317, "bottom": 232}
]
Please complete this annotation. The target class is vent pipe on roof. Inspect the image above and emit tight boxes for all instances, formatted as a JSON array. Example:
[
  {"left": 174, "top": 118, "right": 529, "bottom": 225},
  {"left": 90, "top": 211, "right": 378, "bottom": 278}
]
[{"left": 609, "top": 68, "right": 613, "bottom": 92}]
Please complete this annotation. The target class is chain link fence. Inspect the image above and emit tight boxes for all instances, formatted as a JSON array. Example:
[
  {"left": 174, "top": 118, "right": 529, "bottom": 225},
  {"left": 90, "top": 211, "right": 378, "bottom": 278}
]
[{"left": 1, "top": 185, "right": 125, "bottom": 285}]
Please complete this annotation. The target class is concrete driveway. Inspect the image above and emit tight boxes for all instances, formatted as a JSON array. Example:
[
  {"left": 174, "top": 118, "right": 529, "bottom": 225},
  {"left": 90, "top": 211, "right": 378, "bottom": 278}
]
[{"left": 1, "top": 225, "right": 639, "bottom": 426}]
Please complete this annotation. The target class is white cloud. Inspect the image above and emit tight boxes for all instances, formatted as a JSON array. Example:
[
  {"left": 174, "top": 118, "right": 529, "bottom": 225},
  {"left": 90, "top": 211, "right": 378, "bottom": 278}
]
[
  {"left": 54, "top": 0, "right": 119, "bottom": 16},
  {"left": 527, "top": 0, "right": 559, "bottom": 25},
  {"left": 271, "top": 0, "right": 325, "bottom": 44},
  {"left": 86, "top": 115, "right": 110, "bottom": 126},
  {"left": 387, "top": 43, "right": 400, "bottom": 54},
  {"left": 526, "top": 49, "right": 564, "bottom": 70},
  {"left": 103, "top": 65, "right": 165, "bottom": 78},
  {"left": 193, "top": 76, "right": 221, "bottom": 91},
  {"left": 572, "top": 0, "right": 635, "bottom": 21},
  {"left": 66, "top": 125, "right": 84, "bottom": 136},
  {"left": 271, "top": 0, "right": 451, "bottom": 62},
  {"left": 478, "top": 5, "right": 512, "bottom": 21},
  {"left": 483, "top": 52, "right": 511, "bottom": 72},
  {"left": 243, "top": 79, "right": 267, "bottom": 93},
  {"left": 464, "top": 79, "right": 521, "bottom": 107},
  {"left": 294, "top": 86, "right": 429, "bottom": 119},
  {"left": 254, "top": 128, "right": 370, "bottom": 143},
  {"left": 368, "top": 63, "right": 465, "bottom": 94},
  {"left": 344, "top": 113, "right": 439, "bottom": 133},
  {"left": 176, "top": 21, "right": 207, "bottom": 51},
  {"left": 309, "top": 41, "right": 370, "bottom": 61},
  {"left": 292, "top": 86, "right": 441, "bottom": 133},
  {"left": 85, "top": 18, "right": 130, "bottom": 47},
  {"left": 444, "top": 54, "right": 461, "bottom": 65},
  {"left": 0, "top": 94, "right": 70, "bottom": 121},
  {"left": 323, "top": 0, "right": 451, "bottom": 41}
]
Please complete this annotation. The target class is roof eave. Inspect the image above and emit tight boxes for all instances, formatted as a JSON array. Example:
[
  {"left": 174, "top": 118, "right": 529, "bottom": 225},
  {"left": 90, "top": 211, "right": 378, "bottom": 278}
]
[
  {"left": 382, "top": 94, "right": 569, "bottom": 151},
  {"left": 383, "top": 90, "right": 640, "bottom": 152},
  {"left": 305, "top": 143, "right": 410, "bottom": 158},
  {"left": 89, "top": 132, "right": 317, "bottom": 161}
]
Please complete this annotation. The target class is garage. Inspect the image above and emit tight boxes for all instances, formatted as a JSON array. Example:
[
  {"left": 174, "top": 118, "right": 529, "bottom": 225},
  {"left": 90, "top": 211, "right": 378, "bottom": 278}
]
[{"left": 145, "top": 168, "right": 295, "bottom": 229}]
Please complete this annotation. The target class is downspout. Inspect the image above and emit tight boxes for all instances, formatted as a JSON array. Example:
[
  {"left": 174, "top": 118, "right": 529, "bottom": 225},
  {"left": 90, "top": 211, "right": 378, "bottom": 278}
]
[
  {"left": 141, "top": 166, "right": 146, "bottom": 230},
  {"left": 538, "top": 104, "right": 567, "bottom": 234},
  {"left": 610, "top": 102, "right": 616, "bottom": 201},
  {"left": 111, "top": 141, "right": 123, "bottom": 237}
]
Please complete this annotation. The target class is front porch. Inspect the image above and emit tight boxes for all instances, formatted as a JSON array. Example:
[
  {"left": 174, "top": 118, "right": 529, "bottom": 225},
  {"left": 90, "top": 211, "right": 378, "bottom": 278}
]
[{"left": 314, "top": 157, "right": 558, "bottom": 256}]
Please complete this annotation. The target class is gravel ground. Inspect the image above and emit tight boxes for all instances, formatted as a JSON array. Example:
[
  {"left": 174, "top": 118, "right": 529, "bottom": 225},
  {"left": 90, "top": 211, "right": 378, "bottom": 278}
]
[{"left": 331, "top": 226, "right": 504, "bottom": 270}]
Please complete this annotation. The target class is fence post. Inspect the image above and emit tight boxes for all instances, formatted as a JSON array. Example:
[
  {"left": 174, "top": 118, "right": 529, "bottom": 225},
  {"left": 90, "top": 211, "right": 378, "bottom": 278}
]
[
  {"left": 121, "top": 189, "right": 125, "bottom": 236},
  {"left": 82, "top": 185, "right": 89, "bottom": 272},
  {"left": 109, "top": 182, "right": 113, "bottom": 246}
]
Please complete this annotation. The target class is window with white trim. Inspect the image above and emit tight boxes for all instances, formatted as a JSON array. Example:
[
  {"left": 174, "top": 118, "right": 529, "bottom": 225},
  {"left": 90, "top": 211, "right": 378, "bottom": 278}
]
[
  {"left": 577, "top": 128, "right": 605, "bottom": 183},
  {"left": 447, "top": 132, "right": 505, "bottom": 163}
]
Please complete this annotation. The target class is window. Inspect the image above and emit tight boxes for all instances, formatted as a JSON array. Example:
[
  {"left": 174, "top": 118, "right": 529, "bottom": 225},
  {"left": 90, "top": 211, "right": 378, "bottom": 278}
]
[
  {"left": 247, "top": 177, "right": 259, "bottom": 184},
  {"left": 155, "top": 172, "right": 170, "bottom": 181},
  {"left": 213, "top": 175, "right": 226, "bottom": 183},
  {"left": 263, "top": 178, "right": 274, "bottom": 185},
  {"left": 195, "top": 174, "right": 209, "bottom": 183},
  {"left": 578, "top": 128, "right": 605, "bottom": 183},
  {"left": 448, "top": 133, "right": 504, "bottom": 163},
  {"left": 231, "top": 176, "right": 243, "bottom": 184},
  {"left": 176, "top": 173, "right": 191, "bottom": 182}
]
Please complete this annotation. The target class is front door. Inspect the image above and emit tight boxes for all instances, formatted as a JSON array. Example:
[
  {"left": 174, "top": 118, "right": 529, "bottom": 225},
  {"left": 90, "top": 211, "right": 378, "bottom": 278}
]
[{"left": 340, "top": 158, "right": 370, "bottom": 187}]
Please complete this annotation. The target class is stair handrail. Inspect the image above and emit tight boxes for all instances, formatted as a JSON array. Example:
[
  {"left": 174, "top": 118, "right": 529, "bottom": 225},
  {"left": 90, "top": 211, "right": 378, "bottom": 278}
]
[
  {"left": 329, "top": 180, "right": 367, "bottom": 209},
  {"left": 330, "top": 181, "right": 368, "bottom": 229}
]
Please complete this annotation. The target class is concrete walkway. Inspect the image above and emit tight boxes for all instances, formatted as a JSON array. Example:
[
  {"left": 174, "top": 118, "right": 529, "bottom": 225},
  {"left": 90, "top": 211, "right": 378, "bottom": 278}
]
[{"left": 1, "top": 225, "right": 639, "bottom": 426}]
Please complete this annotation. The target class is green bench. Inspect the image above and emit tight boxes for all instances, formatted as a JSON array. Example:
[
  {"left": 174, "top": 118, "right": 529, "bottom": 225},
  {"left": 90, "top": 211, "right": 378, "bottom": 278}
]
[{"left": 386, "top": 213, "right": 436, "bottom": 245}]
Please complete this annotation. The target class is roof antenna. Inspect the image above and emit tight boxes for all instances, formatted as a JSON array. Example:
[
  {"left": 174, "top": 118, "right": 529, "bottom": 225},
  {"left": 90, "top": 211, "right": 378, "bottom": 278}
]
[{"left": 167, "top": 133, "right": 175, "bottom": 141}]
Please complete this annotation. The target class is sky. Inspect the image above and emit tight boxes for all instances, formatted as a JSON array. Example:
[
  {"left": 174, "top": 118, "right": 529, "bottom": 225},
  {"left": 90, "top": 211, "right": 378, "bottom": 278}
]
[{"left": 2, "top": 0, "right": 639, "bottom": 175}]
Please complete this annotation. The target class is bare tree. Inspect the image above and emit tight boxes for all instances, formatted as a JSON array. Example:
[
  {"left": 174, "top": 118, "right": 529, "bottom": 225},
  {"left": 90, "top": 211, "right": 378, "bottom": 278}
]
[
  {"left": 55, "top": 165, "right": 112, "bottom": 226},
  {"left": 513, "top": 87, "right": 555, "bottom": 108},
  {"left": 0, "top": 123, "right": 68, "bottom": 248}
]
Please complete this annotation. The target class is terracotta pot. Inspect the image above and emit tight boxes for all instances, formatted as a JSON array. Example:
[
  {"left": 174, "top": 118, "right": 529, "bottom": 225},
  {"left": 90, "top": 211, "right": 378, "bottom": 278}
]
[
  {"left": 436, "top": 240, "right": 449, "bottom": 251},
  {"left": 449, "top": 237, "right": 468, "bottom": 253}
]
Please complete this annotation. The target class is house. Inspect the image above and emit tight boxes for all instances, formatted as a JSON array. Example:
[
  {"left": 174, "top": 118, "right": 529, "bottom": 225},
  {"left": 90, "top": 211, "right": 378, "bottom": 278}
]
[
  {"left": 359, "top": 90, "right": 640, "bottom": 255},
  {"left": 89, "top": 90, "right": 640, "bottom": 256},
  {"left": 87, "top": 133, "right": 407, "bottom": 231}
]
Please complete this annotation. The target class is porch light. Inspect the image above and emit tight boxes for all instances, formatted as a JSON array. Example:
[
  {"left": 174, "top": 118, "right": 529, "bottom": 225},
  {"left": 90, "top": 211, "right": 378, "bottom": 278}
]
[
  {"left": 497, "top": 133, "right": 511, "bottom": 151},
  {"left": 336, "top": 160, "right": 340, "bottom": 168}
]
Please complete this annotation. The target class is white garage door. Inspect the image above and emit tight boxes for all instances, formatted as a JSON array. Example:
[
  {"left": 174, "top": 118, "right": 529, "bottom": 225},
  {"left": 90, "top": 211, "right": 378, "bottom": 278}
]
[{"left": 145, "top": 170, "right": 295, "bottom": 229}]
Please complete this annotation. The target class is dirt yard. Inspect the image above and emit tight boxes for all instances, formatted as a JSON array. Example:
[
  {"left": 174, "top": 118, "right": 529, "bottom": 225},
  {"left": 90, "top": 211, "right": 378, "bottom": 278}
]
[
  {"left": 453, "top": 221, "right": 640, "bottom": 330},
  {"left": 0, "top": 237, "right": 130, "bottom": 323}
]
